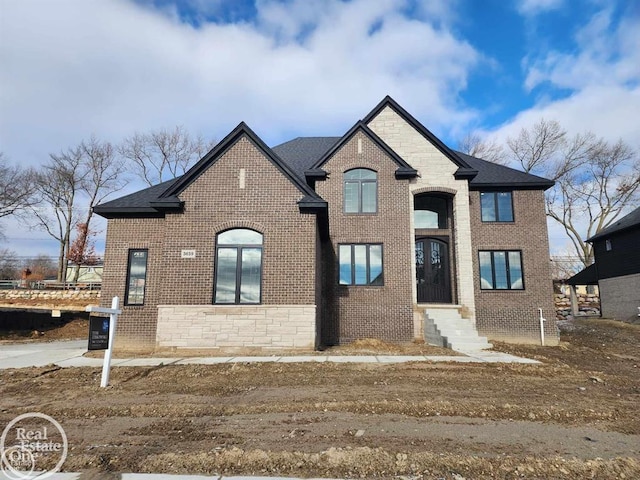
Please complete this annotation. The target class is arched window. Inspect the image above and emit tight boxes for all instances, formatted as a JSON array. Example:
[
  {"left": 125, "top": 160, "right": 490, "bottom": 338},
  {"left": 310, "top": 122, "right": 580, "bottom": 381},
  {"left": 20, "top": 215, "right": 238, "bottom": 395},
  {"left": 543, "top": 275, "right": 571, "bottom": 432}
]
[
  {"left": 214, "top": 229, "right": 263, "bottom": 304},
  {"left": 344, "top": 168, "right": 377, "bottom": 213},
  {"left": 414, "top": 194, "right": 448, "bottom": 229}
]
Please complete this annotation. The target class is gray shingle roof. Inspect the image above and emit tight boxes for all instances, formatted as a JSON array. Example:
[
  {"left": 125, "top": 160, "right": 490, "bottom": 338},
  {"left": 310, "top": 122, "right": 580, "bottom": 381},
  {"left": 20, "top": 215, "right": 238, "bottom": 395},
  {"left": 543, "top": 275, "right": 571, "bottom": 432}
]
[
  {"left": 588, "top": 206, "right": 640, "bottom": 242},
  {"left": 273, "top": 137, "right": 554, "bottom": 189},
  {"left": 455, "top": 151, "right": 554, "bottom": 189},
  {"left": 272, "top": 137, "right": 341, "bottom": 180},
  {"left": 95, "top": 120, "right": 554, "bottom": 219},
  {"left": 93, "top": 177, "right": 182, "bottom": 217}
]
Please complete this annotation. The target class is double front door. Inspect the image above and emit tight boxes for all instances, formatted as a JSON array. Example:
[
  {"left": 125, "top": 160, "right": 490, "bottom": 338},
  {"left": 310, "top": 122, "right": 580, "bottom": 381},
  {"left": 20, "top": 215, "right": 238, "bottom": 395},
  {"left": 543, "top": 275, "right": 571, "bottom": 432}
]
[{"left": 415, "top": 237, "right": 451, "bottom": 303}]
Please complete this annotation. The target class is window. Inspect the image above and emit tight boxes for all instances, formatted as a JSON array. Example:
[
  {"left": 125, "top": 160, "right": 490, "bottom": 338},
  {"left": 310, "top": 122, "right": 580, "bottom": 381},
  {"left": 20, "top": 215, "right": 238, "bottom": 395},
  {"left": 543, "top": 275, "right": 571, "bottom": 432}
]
[
  {"left": 479, "top": 250, "right": 523, "bottom": 290},
  {"left": 414, "top": 195, "right": 448, "bottom": 229},
  {"left": 344, "top": 169, "right": 377, "bottom": 213},
  {"left": 125, "top": 249, "right": 148, "bottom": 305},
  {"left": 214, "top": 229, "right": 263, "bottom": 304},
  {"left": 480, "top": 192, "right": 514, "bottom": 222},
  {"left": 339, "top": 244, "right": 383, "bottom": 286},
  {"left": 605, "top": 239, "right": 612, "bottom": 251}
]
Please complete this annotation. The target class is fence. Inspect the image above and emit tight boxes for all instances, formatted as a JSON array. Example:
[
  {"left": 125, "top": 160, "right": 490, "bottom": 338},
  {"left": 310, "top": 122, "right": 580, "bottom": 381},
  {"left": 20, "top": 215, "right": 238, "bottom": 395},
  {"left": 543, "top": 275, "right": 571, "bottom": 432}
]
[{"left": 0, "top": 280, "right": 102, "bottom": 291}]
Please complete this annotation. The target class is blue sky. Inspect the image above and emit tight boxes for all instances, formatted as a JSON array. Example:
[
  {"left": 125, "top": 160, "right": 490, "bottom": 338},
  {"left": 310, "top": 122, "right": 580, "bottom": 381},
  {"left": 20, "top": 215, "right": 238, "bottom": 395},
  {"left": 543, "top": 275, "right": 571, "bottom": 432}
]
[{"left": 0, "top": 0, "right": 639, "bottom": 257}]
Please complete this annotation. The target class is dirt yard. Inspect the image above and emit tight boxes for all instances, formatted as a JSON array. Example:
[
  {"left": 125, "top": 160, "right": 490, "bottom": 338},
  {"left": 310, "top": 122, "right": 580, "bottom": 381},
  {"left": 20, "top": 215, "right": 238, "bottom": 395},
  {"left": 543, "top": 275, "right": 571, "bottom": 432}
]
[{"left": 1, "top": 318, "right": 639, "bottom": 479}]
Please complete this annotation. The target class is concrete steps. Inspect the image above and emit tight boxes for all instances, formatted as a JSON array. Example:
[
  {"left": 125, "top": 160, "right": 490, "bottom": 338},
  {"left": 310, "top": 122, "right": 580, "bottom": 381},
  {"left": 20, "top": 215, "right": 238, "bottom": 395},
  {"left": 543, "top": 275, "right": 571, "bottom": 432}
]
[{"left": 423, "top": 305, "right": 492, "bottom": 352}]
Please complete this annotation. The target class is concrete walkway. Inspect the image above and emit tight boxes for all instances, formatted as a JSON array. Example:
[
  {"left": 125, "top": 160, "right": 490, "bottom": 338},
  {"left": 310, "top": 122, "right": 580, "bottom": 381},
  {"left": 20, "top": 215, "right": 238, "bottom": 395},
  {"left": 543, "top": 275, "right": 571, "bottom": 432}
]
[{"left": 0, "top": 340, "right": 539, "bottom": 369}]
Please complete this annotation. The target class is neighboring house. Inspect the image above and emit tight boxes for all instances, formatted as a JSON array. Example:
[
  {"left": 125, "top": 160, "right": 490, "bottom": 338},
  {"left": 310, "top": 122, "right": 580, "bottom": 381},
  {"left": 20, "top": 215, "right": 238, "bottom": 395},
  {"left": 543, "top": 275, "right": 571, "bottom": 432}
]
[
  {"left": 65, "top": 263, "right": 104, "bottom": 283},
  {"left": 95, "top": 97, "right": 559, "bottom": 351},
  {"left": 569, "top": 207, "right": 640, "bottom": 322}
]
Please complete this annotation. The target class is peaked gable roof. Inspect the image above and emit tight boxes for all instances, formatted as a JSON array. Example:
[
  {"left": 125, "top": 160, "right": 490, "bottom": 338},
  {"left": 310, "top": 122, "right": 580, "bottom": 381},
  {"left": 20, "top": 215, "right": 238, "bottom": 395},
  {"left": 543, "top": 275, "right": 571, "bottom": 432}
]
[
  {"left": 305, "top": 121, "right": 418, "bottom": 179},
  {"left": 160, "top": 121, "right": 320, "bottom": 201},
  {"left": 362, "top": 95, "right": 478, "bottom": 180},
  {"left": 588, "top": 206, "right": 640, "bottom": 242},
  {"left": 95, "top": 123, "right": 326, "bottom": 219}
]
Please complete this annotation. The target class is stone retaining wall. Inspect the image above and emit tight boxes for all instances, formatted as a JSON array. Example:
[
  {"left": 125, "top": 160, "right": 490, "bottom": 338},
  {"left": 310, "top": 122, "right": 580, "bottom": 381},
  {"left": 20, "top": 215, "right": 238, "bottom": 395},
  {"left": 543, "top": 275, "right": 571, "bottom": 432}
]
[
  {"left": 555, "top": 292, "right": 600, "bottom": 320},
  {"left": 0, "top": 289, "right": 101, "bottom": 303}
]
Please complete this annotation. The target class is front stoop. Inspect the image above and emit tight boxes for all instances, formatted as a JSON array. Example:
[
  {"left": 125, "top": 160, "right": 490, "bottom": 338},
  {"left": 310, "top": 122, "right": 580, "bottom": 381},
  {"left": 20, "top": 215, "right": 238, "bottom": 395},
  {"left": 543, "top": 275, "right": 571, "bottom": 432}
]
[{"left": 423, "top": 305, "right": 493, "bottom": 351}]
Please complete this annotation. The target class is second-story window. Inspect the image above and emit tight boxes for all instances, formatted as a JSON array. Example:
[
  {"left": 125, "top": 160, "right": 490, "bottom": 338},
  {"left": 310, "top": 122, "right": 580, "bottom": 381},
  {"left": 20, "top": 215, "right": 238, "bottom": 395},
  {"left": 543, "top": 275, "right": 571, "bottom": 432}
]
[
  {"left": 344, "top": 168, "right": 377, "bottom": 213},
  {"left": 480, "top": 192, "right": 514, "bottom": 222}
]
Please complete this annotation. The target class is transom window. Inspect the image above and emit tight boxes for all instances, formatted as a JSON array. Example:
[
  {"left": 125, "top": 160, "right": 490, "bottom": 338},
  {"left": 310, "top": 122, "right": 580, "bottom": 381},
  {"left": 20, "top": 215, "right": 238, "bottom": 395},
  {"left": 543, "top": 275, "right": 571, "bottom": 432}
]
[
  {"left": 125, "top": 249, "right": 148, "bottom": 305},
  {"left": 414, "top": 195, "right": 448, "bottom": 229},
  {"left": 214, "top": 229, "right": 263, "bottom": 304},
  {"left": 480, "top": 192, "right": 514, "bottom": 222},
  {"left": 339, "top": 244, "right": 383, "bottom": 286},
  {"left": 479, "top": 250, "right": 524, "bottom": 290},
  {"left": 344, "top": 168, "right": 377, "bottom": 213}
]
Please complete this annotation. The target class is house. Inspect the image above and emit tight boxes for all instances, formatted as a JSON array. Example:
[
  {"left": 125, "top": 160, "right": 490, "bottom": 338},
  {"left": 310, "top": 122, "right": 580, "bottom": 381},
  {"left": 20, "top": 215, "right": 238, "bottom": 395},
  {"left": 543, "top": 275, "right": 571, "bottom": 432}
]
[
  {"left": 569, "top": 207, "right": 640, "bottom": 322},
  {"left": 94, "top": 96, "right": 559, "bottom": 351},
  {"left": 65, "top": 262, "right": 104, "bottom": 283}
]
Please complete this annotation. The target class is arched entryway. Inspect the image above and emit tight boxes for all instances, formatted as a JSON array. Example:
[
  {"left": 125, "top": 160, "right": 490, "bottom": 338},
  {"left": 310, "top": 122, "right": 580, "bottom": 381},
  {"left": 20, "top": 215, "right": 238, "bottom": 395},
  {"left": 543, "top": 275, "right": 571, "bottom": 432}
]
[
  {"left": 415, "top": 237, "right": 451, "bottom": 303},
  {"left": 414, "top": 193, "right": 454, "bottom": 304}
]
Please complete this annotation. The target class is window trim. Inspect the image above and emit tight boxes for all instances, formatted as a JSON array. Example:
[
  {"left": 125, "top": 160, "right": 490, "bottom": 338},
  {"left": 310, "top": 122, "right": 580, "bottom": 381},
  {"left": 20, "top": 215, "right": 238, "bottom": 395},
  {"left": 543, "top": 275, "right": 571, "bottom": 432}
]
[
  {"left": 480, "top": 191, "right": 514, "bottom": 223},
  {"left": 478, "top": 250, "right": 525, "bottom": 291},
  {"left": 338, "top": 243, "right": 384, "bottom": 286},
  {"left": 213, "top": 229, "right": 263, "bottom": 305},
  {"left": 124, "top": 249, "right": 148, "bottom": 306},
  {"left": 343, "top": 168, "right": 378, "bottom": 214}
]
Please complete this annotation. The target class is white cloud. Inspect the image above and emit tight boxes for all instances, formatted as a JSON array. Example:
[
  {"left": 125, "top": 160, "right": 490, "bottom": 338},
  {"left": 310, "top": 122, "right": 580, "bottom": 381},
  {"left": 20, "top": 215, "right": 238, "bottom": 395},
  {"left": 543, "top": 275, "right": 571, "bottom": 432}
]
[
  {"left": 0, "top": 0, "right": 480, "bottom": 169},
  {"left": 491, "top": 6, "right": 640, "bottom": 150},
  {"left": 517, "top": 0, "right": 564, "bottom": 16},
  {"left": 525, "top": 8, "right": 640, "bottom": 92}
]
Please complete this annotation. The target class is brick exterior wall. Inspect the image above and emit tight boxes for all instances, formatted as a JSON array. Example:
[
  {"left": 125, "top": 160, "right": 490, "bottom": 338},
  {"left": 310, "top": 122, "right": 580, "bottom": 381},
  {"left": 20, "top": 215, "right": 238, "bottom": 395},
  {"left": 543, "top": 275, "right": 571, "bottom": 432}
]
[
  {"left": 599, "top": 273, "right": 640, "bottom": 322},
  {"left": 315, "top": 131, "right": 414, "bottom": 344},
  {"left": 101, "top": 217, "right": 166, "bottom": 348},
  {"left": 469, "top": 189, "right": 560, "bottom": 344},
  {"left": 101, "top": 135, "right": 318, "bottom": 351}
]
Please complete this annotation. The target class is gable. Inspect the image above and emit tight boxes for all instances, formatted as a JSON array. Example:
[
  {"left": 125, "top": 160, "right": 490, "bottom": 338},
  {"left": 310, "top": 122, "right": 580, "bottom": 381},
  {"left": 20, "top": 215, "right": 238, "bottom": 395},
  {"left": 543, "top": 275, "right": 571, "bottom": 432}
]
[
  {"left": 94, "top": 123, "right": 327, "bottom": 219},
  {"left": 364, "top": 96, "right": 477, "bottom": 180},
  {"left": 161, "top": 122, "right": 321, "bottom": 206},
  {"left": 306, "top": 121, "right": 417, "bottom": 180},
  {"left": 180, "top": 136, "right": 315, "bottom": 209}
]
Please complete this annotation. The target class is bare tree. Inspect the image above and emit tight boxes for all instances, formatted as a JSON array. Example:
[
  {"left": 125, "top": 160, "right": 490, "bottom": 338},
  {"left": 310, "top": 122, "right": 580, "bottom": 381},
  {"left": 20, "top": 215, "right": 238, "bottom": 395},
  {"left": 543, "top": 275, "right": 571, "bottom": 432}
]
[
  {"left": 506, "top": 121, "right": 639, "bottom": 266},
  {"left": 457, "top": 133, "right": 507, "bottom": 165},
  {"left": 119, "top": 126, "right": 212, "bottom": 186},
  {"left": 0, "top": 248, "right": 19, "bottom": 280},
  {"left": 30, "top": 138, "right": 127, "bottom": 282},
  {"left": 23, "top": 254, "right": 57, "bottom": 281},
  {"left": 0, "top": 153, "right": 36, "bottom": 236},
  {"left": 71, "top": 137, "right": 126, "bottom": 281},
  {"left": 550, "top": 254, "right": 584, "bottom": 281},
  {"left": 30, "top": 148, "right": 85, "bottom": 282}
]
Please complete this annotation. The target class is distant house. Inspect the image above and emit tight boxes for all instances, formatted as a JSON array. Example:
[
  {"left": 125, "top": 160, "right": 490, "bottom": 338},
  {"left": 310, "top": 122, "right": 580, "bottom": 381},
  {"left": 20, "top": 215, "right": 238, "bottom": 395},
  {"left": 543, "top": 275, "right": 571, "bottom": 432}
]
[
  {"left": 570, "top": 207, "right": 640, "bottom": 322},
  {"left": 65, "top": 263, "right": 103, "bottom": 283},
  {"left": 94, "top": 96, "right": 559, "bottom": 351}
]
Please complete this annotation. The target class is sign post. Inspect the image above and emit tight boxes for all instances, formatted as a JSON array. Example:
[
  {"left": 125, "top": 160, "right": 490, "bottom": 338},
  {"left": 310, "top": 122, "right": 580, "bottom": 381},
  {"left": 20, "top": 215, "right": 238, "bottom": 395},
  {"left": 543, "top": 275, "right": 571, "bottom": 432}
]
[{"left": 86, "top": 296, "right": 122, "bottom": 387}]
